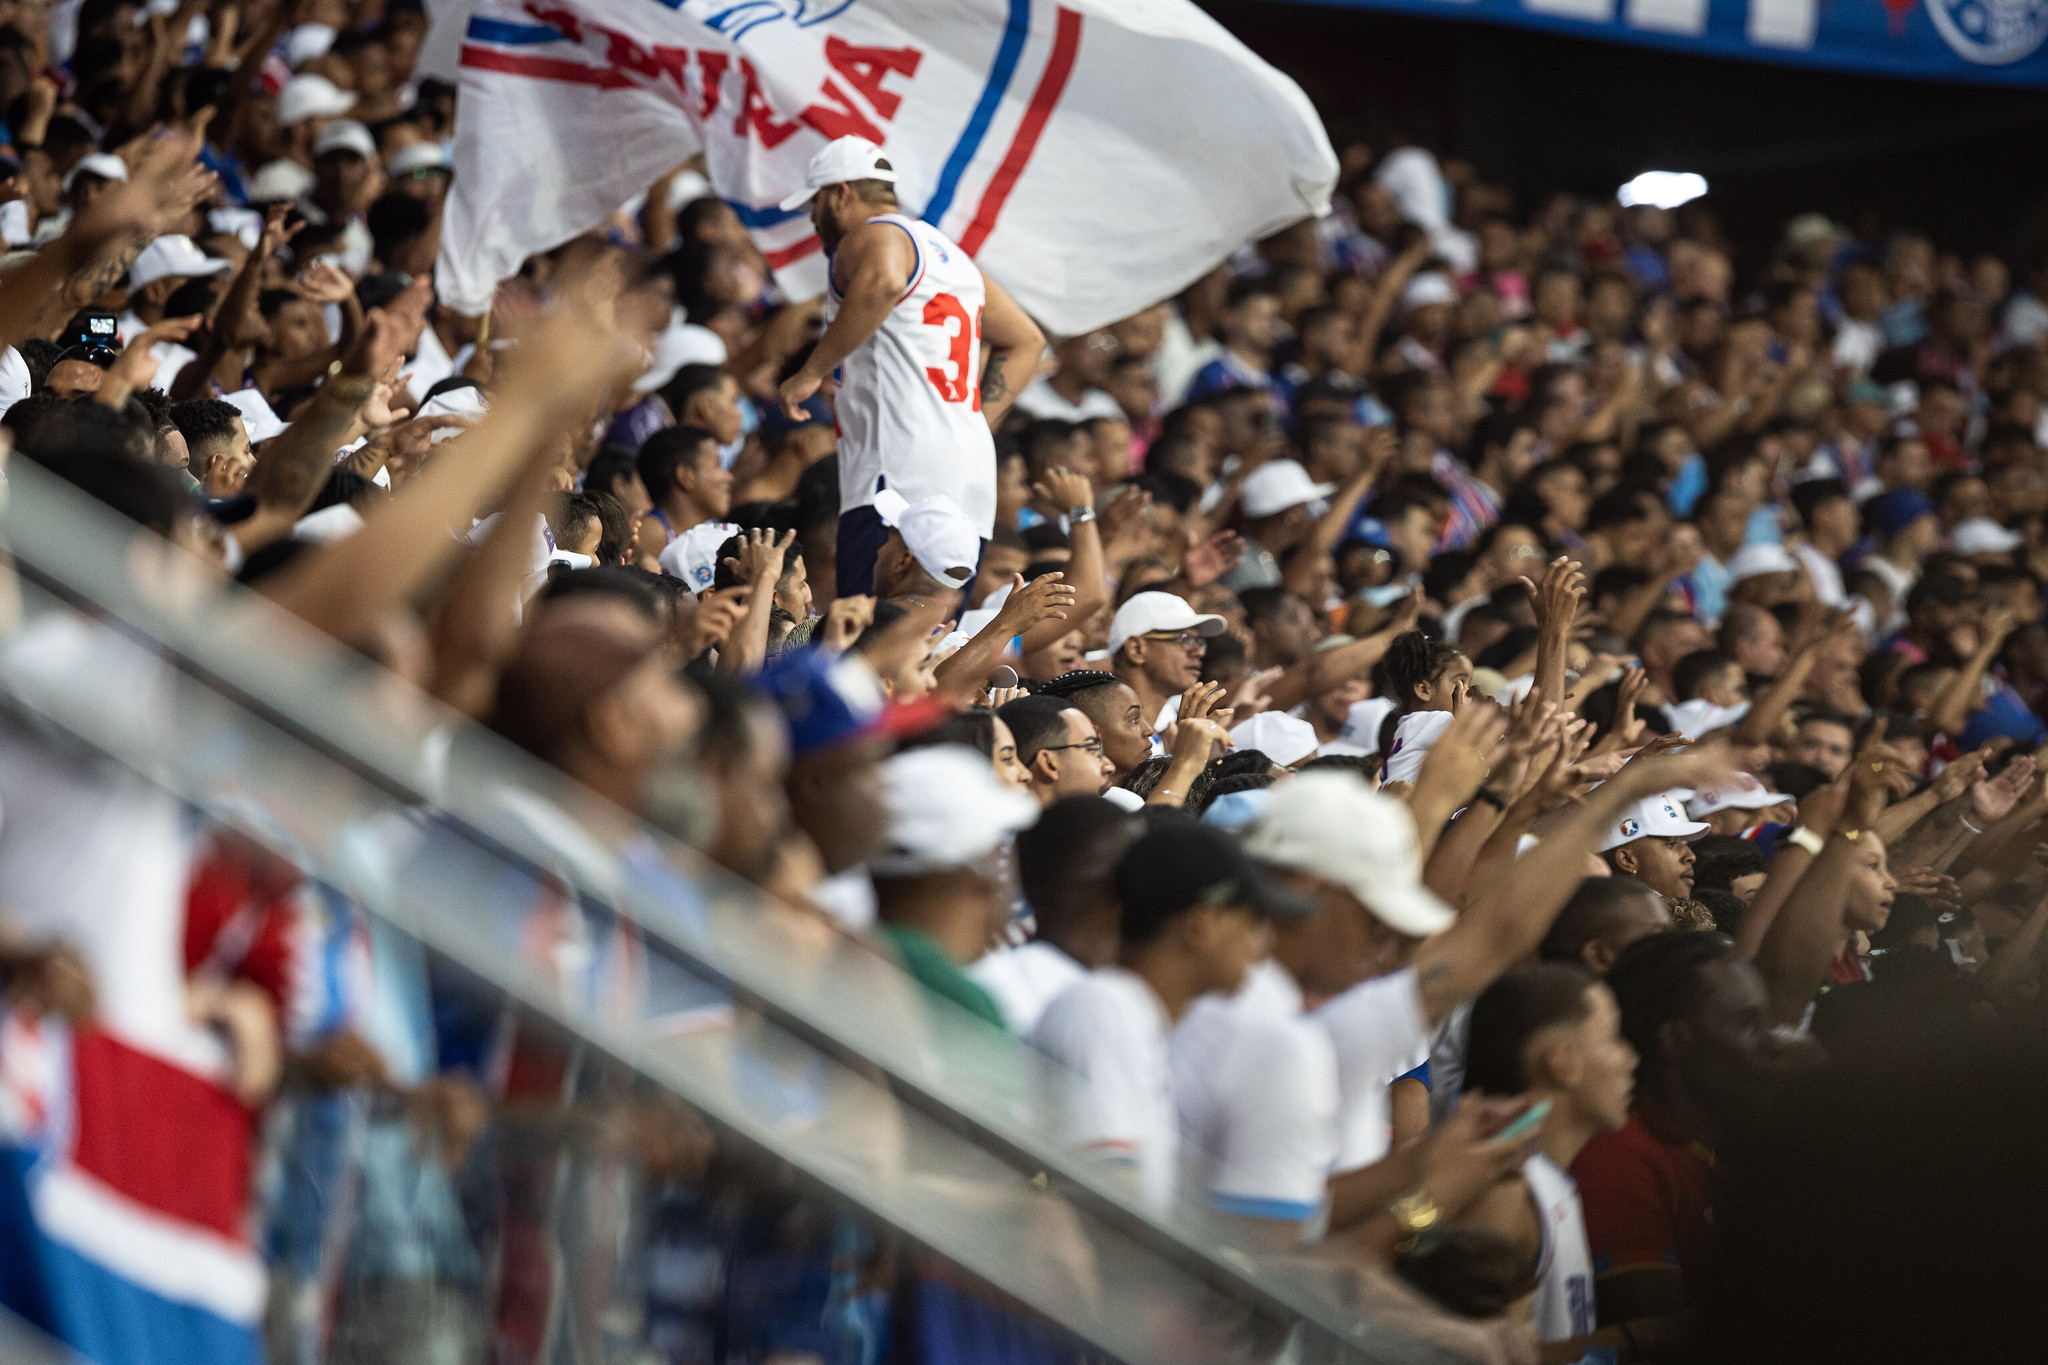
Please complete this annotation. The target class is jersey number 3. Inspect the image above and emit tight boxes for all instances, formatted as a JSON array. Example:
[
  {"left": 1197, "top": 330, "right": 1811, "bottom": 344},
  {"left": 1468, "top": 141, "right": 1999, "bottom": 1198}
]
[{"left": 924, "top": 293, "right": 983, "bottom": 411}]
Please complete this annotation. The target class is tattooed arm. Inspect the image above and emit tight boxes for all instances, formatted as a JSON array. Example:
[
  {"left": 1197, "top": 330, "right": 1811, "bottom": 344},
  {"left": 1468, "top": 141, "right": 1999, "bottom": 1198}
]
[{"left": 977, "top": 270, "right": 1042, "bottom": 430}]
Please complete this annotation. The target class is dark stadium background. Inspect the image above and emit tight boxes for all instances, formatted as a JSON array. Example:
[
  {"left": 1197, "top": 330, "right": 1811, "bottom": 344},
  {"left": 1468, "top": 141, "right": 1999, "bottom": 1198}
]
[{"left": 1208, "top": 0, "right": 2048, "bottom": 271}]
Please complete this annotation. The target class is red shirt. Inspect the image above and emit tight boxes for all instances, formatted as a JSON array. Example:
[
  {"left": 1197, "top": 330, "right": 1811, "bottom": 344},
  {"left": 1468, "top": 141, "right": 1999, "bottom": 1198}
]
[{"left": 1570, "top": 1109, "right": 1714, "bottom": 1289}]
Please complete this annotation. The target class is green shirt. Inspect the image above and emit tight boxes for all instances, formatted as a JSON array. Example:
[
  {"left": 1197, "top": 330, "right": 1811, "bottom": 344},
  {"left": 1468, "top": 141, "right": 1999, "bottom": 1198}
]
[{"left": 879, "top": 924, "right": 1006, "bottom": 1029}]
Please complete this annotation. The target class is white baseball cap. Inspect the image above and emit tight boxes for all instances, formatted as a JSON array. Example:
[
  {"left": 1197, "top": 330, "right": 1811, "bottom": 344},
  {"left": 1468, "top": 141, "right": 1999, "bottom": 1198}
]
[
  {"left": 387, "top": 140, "right": 452, "bottom": 178},
  {"left": 61, "top": 152, "right": 128, "bottom": 194},
  {"left": 1952, "top": 517, "right": 2024, "bottom": 555},
  {"left": 1229, "top": 711, "right": 1320, "bottom": 768},
  {"left": 874, "top": 485, "right": 979, "bottom": 588},
  {"left": 247, "top": 158, "right": 316, "bottom": 204},
  {"left": 1240, "top": 458, "right": 1337, "bottom": 519},
  {"left": 1685, "top": 773, "right": 1792, "bottom": 820},
  {"left": 1664, "top": 697, "right": 1749, "bottom": 739},
  {"left": 1598, "top": 789, "right": 1710, "bottom": 853},
  {"left": 778, "top": 135, "right": 896, "bottom": 212},
  {"left": 1726, "top": 542, "right": 1800, "bottom": 585},
  {"left": 277, "top": 73, "right": 357, "bottom": 126},
  {"left": 871, "top": 744, "right": 1039, "bottom": 876},
  {"left": 1107, "top": 590, "right": 1227, "bottom": 658},
  {"left": 220, "top": 388, "right": 285, "bottom": 444},
  {"left": 130, "top": 235, "right": 232, "bottom": 291},
  {"left": 1401, "top": 272, "right": 1458, "bottom": 313},
  {"left": 313, "top": 120, "right": 376, "bottom": 161},
  {"left": 1245, "top": 770, "right": 1455, "bottom": 937}
]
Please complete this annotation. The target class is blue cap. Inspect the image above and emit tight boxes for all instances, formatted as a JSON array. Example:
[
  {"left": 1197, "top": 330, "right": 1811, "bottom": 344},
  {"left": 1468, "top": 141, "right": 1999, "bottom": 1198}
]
[
  {"left": 1869, "top": 487, "right": 1936, "bottom": 542},
  {"left": 754, "top": 649, "right": 886, "bottom": 755},
  {"left": 1201, "top": 788, "right": 1272, "bottom": 832}
]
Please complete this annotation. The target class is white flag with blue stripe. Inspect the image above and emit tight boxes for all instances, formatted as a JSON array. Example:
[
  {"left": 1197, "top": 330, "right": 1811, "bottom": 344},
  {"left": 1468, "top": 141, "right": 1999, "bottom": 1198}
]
[{"left": 437, "top": 0, "right": 1338, "bottom": 334}]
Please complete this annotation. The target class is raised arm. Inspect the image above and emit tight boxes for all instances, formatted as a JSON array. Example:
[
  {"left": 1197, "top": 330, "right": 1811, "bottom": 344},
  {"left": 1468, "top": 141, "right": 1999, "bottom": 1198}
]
[
  {"left": 257, "top": 253, "right": 657, "bottom": 642},
  {"left": 1927, "top": 606, "right": 2018, "bottom": 740},
  {"left": 976, "top": 271, "right": 1043, "bottom": 429},
  {"left": 1411, "top": 745, "right": 1740, "bottom": 1025},
  {"left": 1262, "top": 584, "right": 1422, "bottom": 713},
  {"left": 1754, "top": 727, "right": 1899, "bottom": 1024},
  {"left": 1281, "top": 465, "right": 1375, "bottom": 600},
  {"left": 1019, "top": 465, "right": 1104, "bottom": 653},
  {"left": 777, "top": 222, "right": 914, "bottom": 419},
  {"left": 1527, "top": 556, "right": 1584, "bottom": 714},
  {"left": 931, "top": 572, "right": 1076, "bottom": 702}
]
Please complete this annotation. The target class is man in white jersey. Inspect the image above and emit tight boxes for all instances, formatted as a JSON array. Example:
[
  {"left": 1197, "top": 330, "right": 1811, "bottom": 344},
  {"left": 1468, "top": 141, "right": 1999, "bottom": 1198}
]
[
  {"left": 777, "top": 136, "right": 1045, "bottom": 598},
  {"left": 1460, "top": 963, "right": 1638, "bottom": 1358}
]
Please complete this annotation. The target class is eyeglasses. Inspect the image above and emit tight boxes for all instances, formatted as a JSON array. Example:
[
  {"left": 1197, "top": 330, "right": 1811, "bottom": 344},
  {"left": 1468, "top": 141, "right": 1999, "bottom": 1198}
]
[
  {"left": 1143, "top": 631, "right": 1205, "bottom": 651},
  {"left": 1039, "top": 738, "right": 1105, "bottom": 757}
]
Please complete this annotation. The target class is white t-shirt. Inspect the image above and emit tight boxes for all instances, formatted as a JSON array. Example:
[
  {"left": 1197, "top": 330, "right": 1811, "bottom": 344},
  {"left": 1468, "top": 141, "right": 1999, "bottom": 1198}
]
[
  {"left": 968, "top": 939, "right": 1084, "bottom": 1037},
  {"left": 1316, "top": 966, "right": 1431, "bottom": 1171},
  {"left": 0, "top": 345, "right": 30, "bottom": 418},
  {"left": 1383, "top": 710, "right": 1455, "bottom": 784},
  {"left": 1014, "top": 377, "right": 1123, "bottom": 424},
  {"left": 1171, "top": 959, "right": 1338, "bottom": 1229},
  {"left": 1031, "top": 966, "right": 1178, "bottom": 1211},
  {"left": 1793, "top": 541, "right": 1845, "bottom": 608},
  {"left": 1526, "top": 1152, "right": 1595, "bottom": 1343}
]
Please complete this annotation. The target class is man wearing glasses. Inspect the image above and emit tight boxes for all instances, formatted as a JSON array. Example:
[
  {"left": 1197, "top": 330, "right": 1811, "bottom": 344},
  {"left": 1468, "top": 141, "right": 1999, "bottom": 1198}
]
[
  {"left": 1107, "top": 591, "right": 1228, "bottom": 731},
  {"left": 997, "top": 695, "right": 1115, "bottom": 807}
]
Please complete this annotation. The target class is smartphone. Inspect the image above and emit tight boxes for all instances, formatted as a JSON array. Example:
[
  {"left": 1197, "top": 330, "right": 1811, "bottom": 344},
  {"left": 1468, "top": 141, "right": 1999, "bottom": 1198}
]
[
  {"left": 1489, "top": 1098, "right": 1553, "bottom": 1146},
  {"left": 57, "top": 308, "right": 119, "bottom": 350}
]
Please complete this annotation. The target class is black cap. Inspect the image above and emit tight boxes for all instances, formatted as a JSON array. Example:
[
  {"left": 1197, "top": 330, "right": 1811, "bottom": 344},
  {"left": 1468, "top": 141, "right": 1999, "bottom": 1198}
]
[{"left": 1114, "top": 817, "right": 1312, "bottom": 947}]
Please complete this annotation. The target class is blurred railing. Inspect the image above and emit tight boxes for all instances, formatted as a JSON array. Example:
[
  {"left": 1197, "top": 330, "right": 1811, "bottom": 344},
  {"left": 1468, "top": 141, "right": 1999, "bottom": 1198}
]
[{"left": 0, "top": 458, "right": 1463, "bottom": 1365}]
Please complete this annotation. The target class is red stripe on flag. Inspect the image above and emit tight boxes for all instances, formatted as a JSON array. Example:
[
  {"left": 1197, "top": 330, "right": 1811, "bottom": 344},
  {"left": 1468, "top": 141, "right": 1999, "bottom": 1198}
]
[
  {"left": 958, "top": 7, "right": 1082, "bottom": 257},
  {"left": 765, "top": 235, "right": 823, "bottom": 268},
  {"left": 67, "top": 1028, "right": 256, "bottom": 1243},
  {"left": 460, "top": 44, "right": 636, "bottom": 89}
]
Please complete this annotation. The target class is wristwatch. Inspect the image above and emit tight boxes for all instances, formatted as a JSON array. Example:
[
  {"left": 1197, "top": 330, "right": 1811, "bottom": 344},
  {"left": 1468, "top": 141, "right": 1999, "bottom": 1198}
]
[
  {"left": 1068, "top": 504, "right": 1097, "bottom": 526},
  {"left": 1785, "top": 826, "right": 1825, "bottom": 856},
  {"left": 1388, "top": 1189, "right": 1442, "bottom": 1254}
]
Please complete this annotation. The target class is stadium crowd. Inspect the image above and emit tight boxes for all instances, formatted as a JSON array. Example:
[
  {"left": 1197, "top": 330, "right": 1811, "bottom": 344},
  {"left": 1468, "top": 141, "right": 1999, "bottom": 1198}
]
[{"left": 0, "top": 3, "right": 2045, "bottom": 1365}]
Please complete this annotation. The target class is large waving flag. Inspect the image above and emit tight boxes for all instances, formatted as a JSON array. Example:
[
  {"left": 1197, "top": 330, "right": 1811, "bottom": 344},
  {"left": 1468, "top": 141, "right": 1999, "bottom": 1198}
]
[{"left": 437, "top": 0, "right": 1338, "bottom": 334}]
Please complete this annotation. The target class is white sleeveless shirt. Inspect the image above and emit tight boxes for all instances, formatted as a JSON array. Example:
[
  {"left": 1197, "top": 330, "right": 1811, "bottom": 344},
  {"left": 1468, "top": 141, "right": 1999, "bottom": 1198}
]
[
  {"left": 826, "top": 214, "right": 998, "bottom": 535},
  {"left": 1526, "top": 1152, "right": 1596, "bottom": 1343}
]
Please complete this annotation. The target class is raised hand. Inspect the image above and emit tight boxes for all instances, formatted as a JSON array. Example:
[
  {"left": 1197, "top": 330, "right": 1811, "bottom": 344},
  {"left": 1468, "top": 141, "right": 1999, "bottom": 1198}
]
[
  {"left": 1612, "top": 664, "right": 1649, "bottom": 746},
  {"left": 1415, "top": 697, "right": 1511, "bottom": 808},
  {"left": 681, "top": 586, "right": 750, "bottom": 657},
  {"left": 1522, "top": 555, "right": 1586, "bottom": 633},
  {"left": 1931, "top": 750, "right": 1986, "bottom": 804},
  {"left": 725, "top": 527, "right": 797, "bottom": 587},
  {"left": 991, "top": 571, "right": 1077, "bottom": 634},
  {"left": 296, "top": 259, "right": 358, "bottom": 306},
  {"left": 1971, "top": 754, "right": 2037, "bottom": 824},
  {"left": 1032, "top": 465, "right": 1093, "bottom": 521},
  {"left": 820, "top": 595, "right": 875, "bottom": 654},
  {"left": 1842, "top": 717, "right": 1905, "bottom": 829},
  {"left": 1178, "top": 678, "right": 1230, "bottom": 725},
  {"left": 1180, "top": 530, "right": 1244, "bottom": 589}
]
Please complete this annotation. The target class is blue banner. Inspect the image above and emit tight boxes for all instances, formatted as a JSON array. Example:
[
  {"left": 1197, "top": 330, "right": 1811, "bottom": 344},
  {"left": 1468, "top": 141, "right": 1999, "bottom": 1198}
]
[{"left": 1297, "top": 0, "right": 2048, "bottom": 87}]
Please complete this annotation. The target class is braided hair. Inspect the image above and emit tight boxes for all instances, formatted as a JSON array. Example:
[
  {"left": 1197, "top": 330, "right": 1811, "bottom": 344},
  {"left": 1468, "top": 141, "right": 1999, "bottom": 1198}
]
[{"left": 1384, "top": 629, "right": 1466, "bottom": 712}]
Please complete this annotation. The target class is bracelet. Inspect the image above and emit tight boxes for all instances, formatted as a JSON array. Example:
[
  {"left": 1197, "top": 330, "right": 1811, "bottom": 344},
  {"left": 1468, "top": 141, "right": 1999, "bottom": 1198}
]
[
  {"left": 1785, "top": 826, "right": 1825, "bottom": 856},
  {"left": 1067, "top": 505, "right": 1096, "bottom": 526},
  {"left": 1473, "top": 786, "right": 1506, "bottom": 811},
  {"left": 1961, "top": 814, "right": 1984, "bottom": 835}
]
